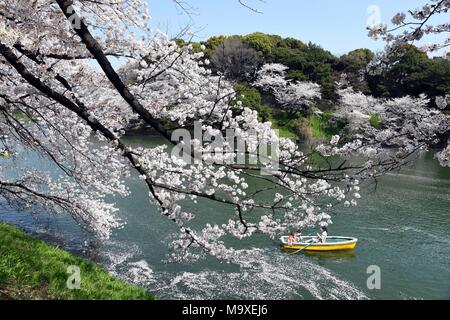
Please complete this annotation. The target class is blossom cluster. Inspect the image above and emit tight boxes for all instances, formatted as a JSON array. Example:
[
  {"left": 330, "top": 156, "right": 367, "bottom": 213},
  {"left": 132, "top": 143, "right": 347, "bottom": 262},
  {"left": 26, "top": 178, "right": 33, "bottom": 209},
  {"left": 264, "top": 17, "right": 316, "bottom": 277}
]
[{"left": 367, "top": 0, "right": 450, "bottom": 57}]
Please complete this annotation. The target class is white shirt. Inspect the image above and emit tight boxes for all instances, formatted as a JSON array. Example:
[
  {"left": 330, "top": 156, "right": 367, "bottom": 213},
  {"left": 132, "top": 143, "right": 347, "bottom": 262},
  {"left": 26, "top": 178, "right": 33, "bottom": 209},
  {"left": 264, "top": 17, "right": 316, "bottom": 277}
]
[
  {"left": 321, "top": 231, "right": 328, "bottom": 243},
  {"left": 317, "top": 231, "right": 327, "bottom": 243}
]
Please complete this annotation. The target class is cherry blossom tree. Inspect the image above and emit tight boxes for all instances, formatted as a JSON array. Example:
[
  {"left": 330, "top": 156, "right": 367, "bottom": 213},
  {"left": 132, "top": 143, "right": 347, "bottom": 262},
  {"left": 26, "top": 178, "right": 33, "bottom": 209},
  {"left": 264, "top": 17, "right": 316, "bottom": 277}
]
[
  {"left": 334, "top": 79, "right": 450, "bottom": 168},
  {"left": 364, "top": 0, "right": 450, "bottom": 167},
  {"left": 0, "top": 0, "right": 448, "bottom": 264},
  {"left": 254, "top": 63, "right": 322, "bottom": 116}
]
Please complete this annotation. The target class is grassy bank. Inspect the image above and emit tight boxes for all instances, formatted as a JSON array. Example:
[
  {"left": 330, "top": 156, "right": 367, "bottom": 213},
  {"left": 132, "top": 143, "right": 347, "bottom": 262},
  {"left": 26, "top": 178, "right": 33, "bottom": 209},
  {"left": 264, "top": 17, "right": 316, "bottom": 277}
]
[
  {"left": 309, "top": 111, "right": 342, "bottom": 138},
  {"left": 0, "top": 223, "right": 154, "bottom": 300},
  {"left": 266, "top": 109, "right": 301, "bottom": 139}
]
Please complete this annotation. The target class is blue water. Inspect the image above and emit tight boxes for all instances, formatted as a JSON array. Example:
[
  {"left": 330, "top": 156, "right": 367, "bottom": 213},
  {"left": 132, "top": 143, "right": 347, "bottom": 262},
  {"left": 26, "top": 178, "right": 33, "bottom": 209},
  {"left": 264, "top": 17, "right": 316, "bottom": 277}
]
[{"left": 1, "top": 137, "right": 449, "bottom": 300}]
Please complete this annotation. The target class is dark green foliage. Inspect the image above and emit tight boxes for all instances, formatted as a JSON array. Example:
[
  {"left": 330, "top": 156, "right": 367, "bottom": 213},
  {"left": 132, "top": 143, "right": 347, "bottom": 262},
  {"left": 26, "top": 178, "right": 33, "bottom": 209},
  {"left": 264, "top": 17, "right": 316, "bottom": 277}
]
[
  {"left": 337, "top": 48, "right": 375, "bottom": 94},
  {"left": 243, "top": 34, "right": 338, "bottom": 98},
  {"left": 338, "top": 49, "right": 375, "bottom": 73},
  {"left": 242, "top": 32, "right": 283, "bottom": 57},
  {"left": 203, "top": 35, "right": 234, "bottom": 58},
  {"left": 367, "top": 45, "right": 450, "bottom": 99},
  {"left": 234, "top": 84, "right": 271, "bottom": 122}
]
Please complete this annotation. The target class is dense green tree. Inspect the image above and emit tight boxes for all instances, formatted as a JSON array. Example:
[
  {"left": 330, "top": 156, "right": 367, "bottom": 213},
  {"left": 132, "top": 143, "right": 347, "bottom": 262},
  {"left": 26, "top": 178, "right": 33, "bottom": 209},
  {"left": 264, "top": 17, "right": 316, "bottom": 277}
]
[
  {"left": 242, "top": 32, "right": 282, "bottom": 57},
  {"left": 202, "top": 35, "right": 230, "bottom": 57},
  {"left": 233, "top": 84, "right": 272, "bottom": 121},
  {"left": 336, "top": 49, "right": 374, "bottom": 94},
  {"left": 422, "top": 58, "right": 450, "bottom": 97},
  {"left": 243, "top": 35, "right": 338, "bottom": 98},
  {"left": 338, "top": 49, "right": 374, "bottom": 73},
  {"left": 367, "top": 45, "right": 450, "bottom": 99}
]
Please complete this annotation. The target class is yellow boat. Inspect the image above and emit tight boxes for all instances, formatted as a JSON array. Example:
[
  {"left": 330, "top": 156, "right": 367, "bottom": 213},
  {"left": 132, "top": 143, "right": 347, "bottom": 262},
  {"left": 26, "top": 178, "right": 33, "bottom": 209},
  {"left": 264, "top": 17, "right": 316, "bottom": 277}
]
[{"left": 280, "top": 236, "right": 358, "bottom": 251}]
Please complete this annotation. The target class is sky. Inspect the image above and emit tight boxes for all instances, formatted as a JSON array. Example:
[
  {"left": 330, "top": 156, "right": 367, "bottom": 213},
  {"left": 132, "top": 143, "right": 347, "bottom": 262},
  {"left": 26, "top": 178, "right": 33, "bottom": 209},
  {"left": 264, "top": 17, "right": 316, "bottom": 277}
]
[{"left": 147, "top": 0, "right": 448, "bottom": 56}]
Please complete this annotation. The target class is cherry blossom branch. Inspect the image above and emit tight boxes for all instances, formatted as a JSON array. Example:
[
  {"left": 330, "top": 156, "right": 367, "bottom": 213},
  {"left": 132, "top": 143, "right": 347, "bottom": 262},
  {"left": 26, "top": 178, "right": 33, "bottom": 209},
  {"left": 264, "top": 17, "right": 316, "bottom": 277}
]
[
  {"left": 368, "top": 0, "right": 449, "bottom": 54},
  {"left": 1, "top": 40, "right": 282, "bottom": 252},
  {"left": 55, "top": 0, "right": 173, "bottom": 142}
]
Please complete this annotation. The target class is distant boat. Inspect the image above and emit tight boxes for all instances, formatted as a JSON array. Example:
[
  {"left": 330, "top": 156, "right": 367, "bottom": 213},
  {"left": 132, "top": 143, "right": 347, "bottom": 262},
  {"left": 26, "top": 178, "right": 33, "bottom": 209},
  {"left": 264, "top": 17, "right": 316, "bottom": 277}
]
[{"left": 280, "top": 236, "right": 358, "bottom": 251}]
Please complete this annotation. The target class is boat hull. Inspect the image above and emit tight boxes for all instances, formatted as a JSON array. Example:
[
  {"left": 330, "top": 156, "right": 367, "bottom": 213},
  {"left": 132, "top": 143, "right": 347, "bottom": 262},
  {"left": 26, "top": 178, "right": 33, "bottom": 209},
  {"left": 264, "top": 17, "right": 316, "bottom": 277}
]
[{"left": 280, "top": 236, "right": 358, "bottom": 251}]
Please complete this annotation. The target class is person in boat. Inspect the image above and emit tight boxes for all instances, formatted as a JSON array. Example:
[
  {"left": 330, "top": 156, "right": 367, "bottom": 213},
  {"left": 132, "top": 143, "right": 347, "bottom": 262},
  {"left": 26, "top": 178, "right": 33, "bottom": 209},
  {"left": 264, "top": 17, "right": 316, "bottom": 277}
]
[
  {"left": 317, "top": 227, "right": 328, "bottom": 243},
  {"left": 293, "top": 230, "right": 303, "bottom": 242},
  {"left": 287, "top": 233, "right": 296, "bottom": 244},
  {"left": 0, "top": 148, "right": 10, "bottom": 156}
]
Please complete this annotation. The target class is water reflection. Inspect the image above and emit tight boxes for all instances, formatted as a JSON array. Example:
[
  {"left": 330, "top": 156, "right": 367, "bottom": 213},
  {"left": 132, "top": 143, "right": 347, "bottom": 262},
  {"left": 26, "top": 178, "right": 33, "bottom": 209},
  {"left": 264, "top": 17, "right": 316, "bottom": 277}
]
[
  {"left": 280, "top": 247, "right": 356, "bottom": 260},
  {"left": 303, "top": 250, "right": 356, "bottom": 260}
]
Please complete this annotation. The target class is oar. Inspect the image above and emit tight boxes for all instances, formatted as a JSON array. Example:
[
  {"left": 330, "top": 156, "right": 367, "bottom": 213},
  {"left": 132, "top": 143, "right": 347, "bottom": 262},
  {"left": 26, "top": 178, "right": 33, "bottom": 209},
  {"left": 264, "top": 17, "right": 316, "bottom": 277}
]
[{"left": 287, "top": 237, "right": 319, "bottom": 255}]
